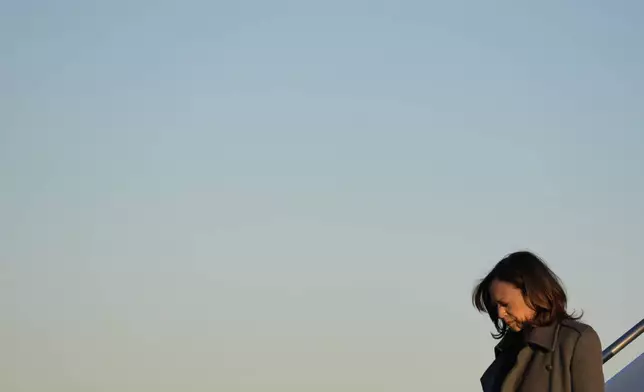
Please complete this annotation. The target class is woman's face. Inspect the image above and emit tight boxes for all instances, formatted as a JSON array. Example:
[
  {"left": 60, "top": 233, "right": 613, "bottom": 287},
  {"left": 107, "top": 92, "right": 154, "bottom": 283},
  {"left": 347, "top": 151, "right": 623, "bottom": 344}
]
[{"left": 490, "top": 279, "right": 535, "bottom": 331}]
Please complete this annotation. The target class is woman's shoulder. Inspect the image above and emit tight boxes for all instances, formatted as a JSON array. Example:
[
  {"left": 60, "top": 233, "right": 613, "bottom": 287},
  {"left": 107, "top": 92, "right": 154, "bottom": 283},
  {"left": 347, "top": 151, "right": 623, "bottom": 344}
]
[
  {"left": 560, "top": 318, "right": 596, "bottom": 335},
  {"left": 558, "top": 319, "right": 602, "bottom": 349}
]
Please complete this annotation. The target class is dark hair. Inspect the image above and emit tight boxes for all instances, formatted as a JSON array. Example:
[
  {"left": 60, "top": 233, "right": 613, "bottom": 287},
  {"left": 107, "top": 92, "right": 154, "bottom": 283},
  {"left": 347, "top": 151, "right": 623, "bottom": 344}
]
[{"left": 472, "top": 250, "right": 581, "bottom": 339}]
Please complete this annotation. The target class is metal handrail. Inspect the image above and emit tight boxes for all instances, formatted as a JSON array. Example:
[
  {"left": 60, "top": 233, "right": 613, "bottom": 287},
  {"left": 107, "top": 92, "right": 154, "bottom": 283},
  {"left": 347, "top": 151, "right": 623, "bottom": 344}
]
[{"left": 602, "top": 318, "right": 644, "bottom": 364}]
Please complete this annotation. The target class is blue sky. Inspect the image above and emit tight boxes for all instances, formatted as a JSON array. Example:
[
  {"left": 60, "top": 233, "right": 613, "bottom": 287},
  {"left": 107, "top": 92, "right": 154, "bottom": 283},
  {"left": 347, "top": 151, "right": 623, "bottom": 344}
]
[{"left": 2, "top": 1, "right": 643, "bottom": 391}]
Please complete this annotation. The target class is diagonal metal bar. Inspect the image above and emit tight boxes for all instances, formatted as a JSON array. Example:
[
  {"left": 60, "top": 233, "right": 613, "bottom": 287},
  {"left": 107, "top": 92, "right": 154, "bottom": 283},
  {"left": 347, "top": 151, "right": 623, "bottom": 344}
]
[{"left": 603, "top": 318, "right": 644, "bottom": 364}]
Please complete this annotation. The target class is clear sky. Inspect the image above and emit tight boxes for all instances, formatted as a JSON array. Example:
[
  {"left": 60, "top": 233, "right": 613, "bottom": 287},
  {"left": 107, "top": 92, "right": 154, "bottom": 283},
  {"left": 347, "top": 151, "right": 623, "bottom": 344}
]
[{"left": 2, "top": 1, "right": 643, "bottom": 391}]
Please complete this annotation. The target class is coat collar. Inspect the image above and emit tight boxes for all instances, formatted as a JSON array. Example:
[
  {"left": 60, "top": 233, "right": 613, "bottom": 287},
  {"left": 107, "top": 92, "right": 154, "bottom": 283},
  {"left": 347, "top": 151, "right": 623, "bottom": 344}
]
[
  {"left": 525, "top": 322, "right": 560, "bottom": 351},
  {"left": 495, "top": 322, "right": 560, "bottom": 356}
]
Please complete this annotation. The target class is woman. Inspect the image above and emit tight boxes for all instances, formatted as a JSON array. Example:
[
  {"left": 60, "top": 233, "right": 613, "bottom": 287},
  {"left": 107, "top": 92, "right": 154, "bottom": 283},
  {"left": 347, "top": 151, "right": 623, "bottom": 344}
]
[{"left": 472, "top": 251, "right": 604, "bottom": 392}]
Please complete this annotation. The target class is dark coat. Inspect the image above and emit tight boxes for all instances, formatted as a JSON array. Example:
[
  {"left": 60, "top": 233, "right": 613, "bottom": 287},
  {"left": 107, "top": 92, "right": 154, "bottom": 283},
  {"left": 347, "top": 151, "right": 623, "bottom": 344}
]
[{"left": 481, "top": 319, "right": 605, "bottom": 392}]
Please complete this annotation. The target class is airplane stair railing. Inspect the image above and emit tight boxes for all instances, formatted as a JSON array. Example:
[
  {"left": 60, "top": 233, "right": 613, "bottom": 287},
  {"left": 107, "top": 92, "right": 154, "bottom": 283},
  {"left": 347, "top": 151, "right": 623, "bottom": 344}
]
[{"left": 602, "top": 318, "right": 644, "bottom": 364}]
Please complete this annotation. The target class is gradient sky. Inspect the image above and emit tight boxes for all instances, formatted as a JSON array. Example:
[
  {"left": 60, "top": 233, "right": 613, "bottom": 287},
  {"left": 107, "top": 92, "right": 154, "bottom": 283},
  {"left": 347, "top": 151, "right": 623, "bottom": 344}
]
[{"left": 2, "top": 1, "right": 643, "bottom": 391}]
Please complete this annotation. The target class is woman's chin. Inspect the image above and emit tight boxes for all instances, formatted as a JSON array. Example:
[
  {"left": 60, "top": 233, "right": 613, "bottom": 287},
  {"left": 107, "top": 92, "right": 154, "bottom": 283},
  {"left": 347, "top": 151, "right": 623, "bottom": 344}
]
[{"left": 508, "top": 323, "right": 522, "bottom": 331}]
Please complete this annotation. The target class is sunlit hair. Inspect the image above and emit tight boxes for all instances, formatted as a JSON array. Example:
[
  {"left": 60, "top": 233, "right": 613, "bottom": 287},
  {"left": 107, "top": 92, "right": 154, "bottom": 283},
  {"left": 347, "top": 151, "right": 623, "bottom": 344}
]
[{"left": 472, "top": 250, "right": 581, "bottom": 339}]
